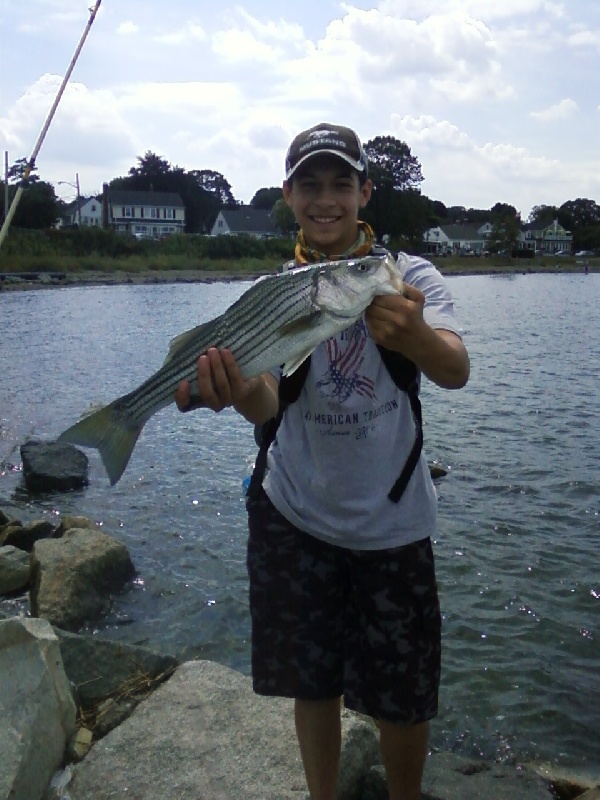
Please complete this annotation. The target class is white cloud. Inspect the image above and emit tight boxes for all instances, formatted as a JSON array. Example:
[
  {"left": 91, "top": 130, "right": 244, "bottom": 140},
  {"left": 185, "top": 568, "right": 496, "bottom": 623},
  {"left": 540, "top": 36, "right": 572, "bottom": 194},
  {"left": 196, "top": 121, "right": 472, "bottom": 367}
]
[
  {"left": 530, "top": 98, "right": 579, "bottom": 122},
  {"left": 2, "top": 0, "right": 599, "bottom": 212},
  {"left": 153, "top": 24, "right": 207, "bottom": 46},
  {"left": 117, "top": 21, "right": 139, "bottom": 36}
]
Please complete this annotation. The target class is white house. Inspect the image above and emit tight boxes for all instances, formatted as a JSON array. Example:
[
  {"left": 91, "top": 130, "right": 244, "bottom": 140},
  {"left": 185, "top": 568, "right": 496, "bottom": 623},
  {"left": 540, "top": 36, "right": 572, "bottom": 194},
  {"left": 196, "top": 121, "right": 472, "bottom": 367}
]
[
  {"left": 106, "top": 189, "right": 186, "bottom": 237},
  {"left": 423, "top": 218, "right": 572, "bottom": 255},
  {"left": 58, "top": 196, "right": 103, "bottom": 228},
  {"left": 423, "top": 222, "right": 493, "bottom": 255},
  {"left": 210, "top": 206, "right": 277, "bottom": 238}
]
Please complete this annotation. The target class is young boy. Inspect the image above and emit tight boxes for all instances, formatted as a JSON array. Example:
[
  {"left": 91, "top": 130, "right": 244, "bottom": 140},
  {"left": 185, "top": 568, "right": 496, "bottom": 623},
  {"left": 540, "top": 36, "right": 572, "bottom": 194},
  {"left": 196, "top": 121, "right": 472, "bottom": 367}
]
[{"left": 175, "top": 123, "right": 470, "bottom": 800}]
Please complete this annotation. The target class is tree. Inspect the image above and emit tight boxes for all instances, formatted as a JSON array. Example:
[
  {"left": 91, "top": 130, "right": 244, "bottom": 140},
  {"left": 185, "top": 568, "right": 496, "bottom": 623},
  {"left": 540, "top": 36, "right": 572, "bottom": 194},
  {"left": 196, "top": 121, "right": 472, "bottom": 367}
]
[
  {"left": 489, "top": 202, "right": 518, "bottom": 222},
  {"left": 271, "top": 198, "right": 296, "bottom": 236},
  {"left": 127, "top": 151, "right": 171, "bottom": 183},
  {"left": 250, "top": 187, "right": 282, "bottom": 210},
  {"left": 487, "top": 215, "right": 521, "bottom": 255},
  {"left": 7, "top": 157, "right": 41, "bottom": 185},
  {"left": 361, "top": 136, "right": 425, "bottom": 240},
  {"left": 192, "top": 169, "right": 237, "bottom": 207},
  {"left": 0, "top": 158, "right": 60, "bottom": 229},
  {"left": 364, "top": 136, "right": 423, "bottom": 191},
  {"left": 528, "top": 205, "right": 559, "bottom": 226}
]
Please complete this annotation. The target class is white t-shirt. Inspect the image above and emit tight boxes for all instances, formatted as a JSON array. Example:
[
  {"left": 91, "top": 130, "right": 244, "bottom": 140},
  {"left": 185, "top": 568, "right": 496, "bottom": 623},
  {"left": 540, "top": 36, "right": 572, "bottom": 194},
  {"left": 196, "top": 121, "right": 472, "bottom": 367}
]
[{"left": 263, "top": 254, "right": 463, "bottom": 550}]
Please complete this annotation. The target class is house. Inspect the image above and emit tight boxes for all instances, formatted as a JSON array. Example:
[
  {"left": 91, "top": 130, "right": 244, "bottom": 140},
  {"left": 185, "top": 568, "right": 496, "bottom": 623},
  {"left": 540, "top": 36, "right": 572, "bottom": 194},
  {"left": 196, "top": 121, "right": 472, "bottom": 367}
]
[
  {"left": 57, "top": 196, "right": 103, "bottom": 228},
  {"left": 519, "top": 219, "right": 573, "bottom": 254},
  {"left": 423, "top": 217, "right": 573, "bottom": 255},
  {"left": 210, "top": 206, "right": 277, "bottom": 238},
  {"left": 106, "top": 188, "right": 186, "bottom": 237},
  {"left": 423, "top": 222, "right": 493, "bottom": 255}
]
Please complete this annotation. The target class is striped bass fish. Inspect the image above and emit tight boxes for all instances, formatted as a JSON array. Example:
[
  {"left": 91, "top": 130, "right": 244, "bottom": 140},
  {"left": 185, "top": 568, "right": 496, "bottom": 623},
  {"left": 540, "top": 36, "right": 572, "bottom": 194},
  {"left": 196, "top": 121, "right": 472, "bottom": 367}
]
[{"left": 58, "top": 253, "right": 404, "bottom": 485}]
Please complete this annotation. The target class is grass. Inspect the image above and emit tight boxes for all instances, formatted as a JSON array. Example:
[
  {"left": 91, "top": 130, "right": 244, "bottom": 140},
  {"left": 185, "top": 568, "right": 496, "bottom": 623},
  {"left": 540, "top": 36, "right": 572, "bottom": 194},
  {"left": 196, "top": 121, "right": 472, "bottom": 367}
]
[
  {"left": 0, "top": 254, "right": 284, "bottom": 275},
  {"left": 0, "top": 253, "right": 597, "bottom": 277}
]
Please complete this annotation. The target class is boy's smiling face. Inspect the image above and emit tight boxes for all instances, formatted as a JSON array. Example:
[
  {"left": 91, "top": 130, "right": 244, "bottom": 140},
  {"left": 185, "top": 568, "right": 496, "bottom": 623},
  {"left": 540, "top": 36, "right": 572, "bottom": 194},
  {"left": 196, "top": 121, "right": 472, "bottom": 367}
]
[{"left": 283, "top": 155, "right": 372, "bottom": 257}]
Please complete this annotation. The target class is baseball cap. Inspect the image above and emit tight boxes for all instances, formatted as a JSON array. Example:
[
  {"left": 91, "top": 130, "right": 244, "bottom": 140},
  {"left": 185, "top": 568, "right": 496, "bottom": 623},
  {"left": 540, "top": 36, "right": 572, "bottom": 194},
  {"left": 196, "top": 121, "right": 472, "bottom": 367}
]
[{"left": 285, "top": 123, "right": 369, "bottom": 180}]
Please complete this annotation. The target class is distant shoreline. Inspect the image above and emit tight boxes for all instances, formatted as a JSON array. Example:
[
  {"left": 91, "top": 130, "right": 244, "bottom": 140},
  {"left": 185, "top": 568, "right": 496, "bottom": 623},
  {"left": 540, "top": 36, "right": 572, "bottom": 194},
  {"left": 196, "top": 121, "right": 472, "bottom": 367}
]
[{"left": 0, "top": 260, "right": 594, "bottom": 292}]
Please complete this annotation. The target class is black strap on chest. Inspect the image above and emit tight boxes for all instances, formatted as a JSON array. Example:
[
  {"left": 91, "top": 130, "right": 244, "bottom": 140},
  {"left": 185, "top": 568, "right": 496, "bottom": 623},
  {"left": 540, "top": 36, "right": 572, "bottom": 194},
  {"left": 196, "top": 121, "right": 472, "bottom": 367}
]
[{"left": 246, "top": 346, "right": 423, "bottom": 503}]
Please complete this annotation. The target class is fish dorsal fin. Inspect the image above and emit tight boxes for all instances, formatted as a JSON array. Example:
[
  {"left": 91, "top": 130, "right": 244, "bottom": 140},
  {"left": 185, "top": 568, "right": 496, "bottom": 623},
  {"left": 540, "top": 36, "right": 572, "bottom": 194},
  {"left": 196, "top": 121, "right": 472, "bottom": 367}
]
[{"left": 163, "top": 324, "right": 208, "bottom": 366}]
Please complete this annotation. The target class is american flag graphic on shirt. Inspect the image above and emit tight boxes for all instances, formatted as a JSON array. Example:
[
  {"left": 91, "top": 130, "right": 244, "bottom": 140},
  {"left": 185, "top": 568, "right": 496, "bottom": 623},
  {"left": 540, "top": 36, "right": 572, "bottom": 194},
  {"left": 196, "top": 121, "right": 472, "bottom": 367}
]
[{"left": 315, "top": 321, "right": 376, "bottom": 402}]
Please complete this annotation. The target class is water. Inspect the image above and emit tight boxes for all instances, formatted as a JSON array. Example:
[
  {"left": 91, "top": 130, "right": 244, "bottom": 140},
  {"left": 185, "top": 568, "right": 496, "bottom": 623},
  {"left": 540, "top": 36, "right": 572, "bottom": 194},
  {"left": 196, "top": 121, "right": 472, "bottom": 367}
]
[{"left": 1, "top": 273, "right": 598, "bottom": 773}]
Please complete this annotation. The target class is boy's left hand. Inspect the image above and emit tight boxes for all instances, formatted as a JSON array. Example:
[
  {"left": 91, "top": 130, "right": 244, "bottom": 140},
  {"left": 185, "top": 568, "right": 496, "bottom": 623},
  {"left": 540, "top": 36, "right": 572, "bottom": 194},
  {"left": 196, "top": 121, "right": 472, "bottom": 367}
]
[{"left": 365, "top": 283, "right": 427, "bottom": 351}]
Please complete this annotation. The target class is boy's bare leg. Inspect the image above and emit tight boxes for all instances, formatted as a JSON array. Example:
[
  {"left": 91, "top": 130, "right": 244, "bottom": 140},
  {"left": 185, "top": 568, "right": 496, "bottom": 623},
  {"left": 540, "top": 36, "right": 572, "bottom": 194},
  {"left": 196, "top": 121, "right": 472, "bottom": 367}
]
[
  {"left": 379, "top": 719, "right": 429, "bottom": 800},
  {"left": 294, "top": 697, "right": 342, "bottom": 800}
]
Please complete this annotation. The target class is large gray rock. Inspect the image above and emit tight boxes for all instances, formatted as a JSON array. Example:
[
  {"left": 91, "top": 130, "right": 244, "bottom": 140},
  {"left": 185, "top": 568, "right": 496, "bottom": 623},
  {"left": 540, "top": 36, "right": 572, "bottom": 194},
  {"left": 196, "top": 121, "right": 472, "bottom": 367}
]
[
  {"left": 363, "top": 752, "right": 555, "bottom": 800},
  {"left": 30, "top": 527, "right": 134, "bottom": 631},
  {"left": 55, "top": 628, "right": 179, "bottom": 706},
  {"left": 0, "top": 545, "right": 31, "bottom": 594},
  {"left": 68, "top": 660, "right": 306, "bottom": 800},
  {"left": 54, "top": 628, "right": 179, "bottom": 736},
  {"left": 67, "top": 660, "right": 381, "bottom": 800},
  {"left": 0, "top": 518, "right": 55, "bottom": 551},
  {"left": 20, "top": 440, "right": 89, "bottom": 492},
  {"left": 0, "top": 617, "right": 76, "bottom": 800}
]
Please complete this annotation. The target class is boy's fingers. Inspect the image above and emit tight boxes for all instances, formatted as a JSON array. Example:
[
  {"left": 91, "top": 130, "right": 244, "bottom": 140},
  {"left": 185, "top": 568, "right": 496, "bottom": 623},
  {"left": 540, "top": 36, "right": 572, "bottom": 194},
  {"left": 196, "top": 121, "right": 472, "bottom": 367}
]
[{"left": 175, "top": 379, "right": 191, "bottom": 411}]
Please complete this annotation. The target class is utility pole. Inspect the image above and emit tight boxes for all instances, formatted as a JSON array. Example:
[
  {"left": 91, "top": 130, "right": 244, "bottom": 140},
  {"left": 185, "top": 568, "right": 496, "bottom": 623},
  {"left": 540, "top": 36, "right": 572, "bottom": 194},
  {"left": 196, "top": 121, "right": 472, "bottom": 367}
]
[
  {"left": 76, "top": 172, "right": 81, "bottom": 226},
  {"left": 3, "top": 152, "right": 7, "bottom": 222}
]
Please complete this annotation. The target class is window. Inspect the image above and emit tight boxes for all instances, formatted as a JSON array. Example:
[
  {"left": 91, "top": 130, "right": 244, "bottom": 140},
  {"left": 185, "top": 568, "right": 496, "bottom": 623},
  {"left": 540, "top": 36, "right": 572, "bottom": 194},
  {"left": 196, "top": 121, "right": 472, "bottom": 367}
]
[{"left": 123, "top": 206, "right": 134, "bottom": 218}]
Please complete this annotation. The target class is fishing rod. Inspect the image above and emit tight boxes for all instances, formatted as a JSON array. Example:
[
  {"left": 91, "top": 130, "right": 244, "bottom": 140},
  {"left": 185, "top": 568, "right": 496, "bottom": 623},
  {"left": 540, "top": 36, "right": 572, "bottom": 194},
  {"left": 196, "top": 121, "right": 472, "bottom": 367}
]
[{"left": 0, "top": 0, "right": 103, "bottom": 251}]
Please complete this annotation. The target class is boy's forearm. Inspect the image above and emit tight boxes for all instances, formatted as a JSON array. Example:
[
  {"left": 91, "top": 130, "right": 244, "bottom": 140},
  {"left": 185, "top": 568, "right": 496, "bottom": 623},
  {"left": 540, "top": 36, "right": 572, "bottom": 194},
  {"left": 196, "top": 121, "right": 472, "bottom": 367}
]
[
  {"left": 234, "top": 373, "right": 279, "bottom": 425},
  {"left": 406, "top": 326, "right": 470, "bottom": 389}
]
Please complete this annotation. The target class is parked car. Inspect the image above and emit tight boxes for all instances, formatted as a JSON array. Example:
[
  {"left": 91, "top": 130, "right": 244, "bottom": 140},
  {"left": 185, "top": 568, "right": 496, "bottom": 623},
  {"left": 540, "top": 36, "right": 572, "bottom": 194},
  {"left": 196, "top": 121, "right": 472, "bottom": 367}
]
[
  {"left": 575, "top": 250, "right": 594, "bottom": 257},
  {"left": 555, "top": 250, "right": 571, "bottom": 256}
]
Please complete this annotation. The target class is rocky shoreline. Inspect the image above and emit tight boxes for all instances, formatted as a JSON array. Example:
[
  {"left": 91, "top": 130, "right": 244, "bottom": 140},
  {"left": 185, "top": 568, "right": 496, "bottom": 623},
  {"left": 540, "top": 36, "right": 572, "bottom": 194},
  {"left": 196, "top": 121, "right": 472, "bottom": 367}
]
[
  {"left": 0, "top": 259, "right": 594, "bottom": 293},
  {"left": 2, "top": 487, "right": 599, "bottom": 800},
  {"left": 0, "top": 267, "right": 266, "bottom": 292}
]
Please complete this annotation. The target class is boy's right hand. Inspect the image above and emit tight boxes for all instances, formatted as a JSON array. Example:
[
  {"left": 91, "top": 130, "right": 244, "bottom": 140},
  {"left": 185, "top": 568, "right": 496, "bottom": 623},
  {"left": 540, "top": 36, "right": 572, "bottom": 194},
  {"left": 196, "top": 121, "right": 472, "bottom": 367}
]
[{"left": 175, "top": 348, "right": 262, "bottom": 414}]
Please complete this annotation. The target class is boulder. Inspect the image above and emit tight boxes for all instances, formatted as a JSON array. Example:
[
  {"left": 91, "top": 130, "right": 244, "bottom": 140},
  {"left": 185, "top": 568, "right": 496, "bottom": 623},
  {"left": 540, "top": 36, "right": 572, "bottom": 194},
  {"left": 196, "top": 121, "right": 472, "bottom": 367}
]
[
  {"left": 0, "top": 518, "right": 55, "bottom": 551},
  {"left": 68, "top": 660, "right": 305, "bottom": 799},
  {"left": 54, "top": 628, "right": 179, "bottom": 736},
  {"left": 363, "top": 752, "right": 555, "bottom": 800},
  {"left": 0, "top": 617, "right": 76, "bottom": 800},
  {"left": 54, "top": 515, "right": 97, "bottom": 538},
  {"left": 0, "top": 545, "right": 31, "bottom": 594},
  {"left": 20, "top": 440, "right": 89, "bottom": 492},
  {"left": 30, "top": 527, "right": 134, "bottom": 631}
]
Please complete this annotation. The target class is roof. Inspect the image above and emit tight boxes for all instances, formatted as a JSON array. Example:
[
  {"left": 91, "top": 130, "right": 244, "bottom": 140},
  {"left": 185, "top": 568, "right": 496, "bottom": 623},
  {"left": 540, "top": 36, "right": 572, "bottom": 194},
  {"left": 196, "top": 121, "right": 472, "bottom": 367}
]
[
  {"left": 438, "top": 223, "right": 485, "bottom": 240},
  {"left": 218, "top": 206, "right": 275, "bottom": 233},
  {"left": 108, "top": 189, "right": 185, "bottom": 208}
]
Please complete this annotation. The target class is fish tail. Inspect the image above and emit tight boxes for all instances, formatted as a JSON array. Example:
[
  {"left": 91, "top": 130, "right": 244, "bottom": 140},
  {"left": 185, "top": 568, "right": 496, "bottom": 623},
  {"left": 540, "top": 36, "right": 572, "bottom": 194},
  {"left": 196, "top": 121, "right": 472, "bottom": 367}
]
[{"left": 58, "top": 402, "right": 144, "bottom": 486}]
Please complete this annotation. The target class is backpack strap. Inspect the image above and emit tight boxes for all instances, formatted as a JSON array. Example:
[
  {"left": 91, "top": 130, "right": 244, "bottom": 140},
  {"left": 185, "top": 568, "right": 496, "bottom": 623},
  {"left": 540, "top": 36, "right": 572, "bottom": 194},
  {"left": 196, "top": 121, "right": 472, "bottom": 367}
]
[
  {"left": 246, "top": 358, "right": 311, "bottom": 500},
  {"left": 378, "top": 347, "right": 423, "bottom": 502}
]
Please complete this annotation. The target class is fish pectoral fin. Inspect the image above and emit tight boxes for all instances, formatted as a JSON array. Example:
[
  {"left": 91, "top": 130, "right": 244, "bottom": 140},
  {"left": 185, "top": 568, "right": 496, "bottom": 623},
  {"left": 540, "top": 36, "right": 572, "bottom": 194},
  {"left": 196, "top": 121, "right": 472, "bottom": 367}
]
[
  {"left": 276, "top": 312, "right": 322, "bottom": 376},
  {"left": 276, "top": 311, "right": 322, "bottom": 339},
  {"left": 282, "top": 348, "right": 316, "bottom": 377}
]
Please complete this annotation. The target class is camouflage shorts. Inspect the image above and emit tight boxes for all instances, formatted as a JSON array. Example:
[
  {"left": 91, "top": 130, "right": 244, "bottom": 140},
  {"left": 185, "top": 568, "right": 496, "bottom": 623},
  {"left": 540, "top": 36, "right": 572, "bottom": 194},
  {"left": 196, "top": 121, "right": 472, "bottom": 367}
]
[{"left": 246, "top": 488, "right": 441, "bottom": 725}]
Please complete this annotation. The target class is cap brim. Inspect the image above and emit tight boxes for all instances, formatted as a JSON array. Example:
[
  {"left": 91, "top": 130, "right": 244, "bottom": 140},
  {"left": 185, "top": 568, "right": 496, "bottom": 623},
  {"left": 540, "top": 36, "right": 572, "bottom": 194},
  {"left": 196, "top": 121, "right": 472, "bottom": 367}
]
[{"left": 285, "top": 149, "right": 366, "bottom": 181}]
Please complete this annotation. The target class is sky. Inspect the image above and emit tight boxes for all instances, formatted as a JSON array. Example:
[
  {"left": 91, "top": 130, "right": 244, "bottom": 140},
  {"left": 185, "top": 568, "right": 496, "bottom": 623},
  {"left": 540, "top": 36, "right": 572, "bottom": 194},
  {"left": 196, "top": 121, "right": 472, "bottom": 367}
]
[{"left": 1, "top": 0, "right": 599, "bottom": 220}]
